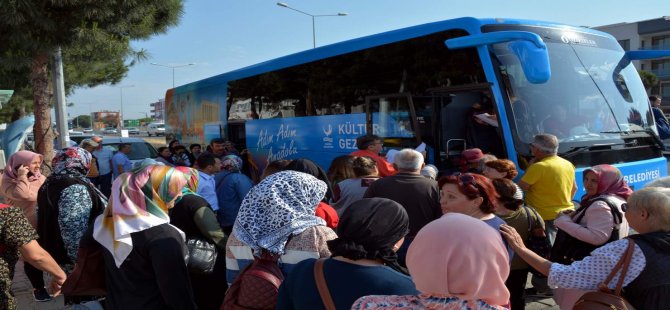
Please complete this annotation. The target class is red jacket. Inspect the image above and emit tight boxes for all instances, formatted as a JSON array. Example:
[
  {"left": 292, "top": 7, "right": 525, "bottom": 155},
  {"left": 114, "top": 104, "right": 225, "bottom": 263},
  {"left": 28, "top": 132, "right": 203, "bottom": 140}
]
[{"left": 315, "top": 202, "right": 339, "bottom": 229}]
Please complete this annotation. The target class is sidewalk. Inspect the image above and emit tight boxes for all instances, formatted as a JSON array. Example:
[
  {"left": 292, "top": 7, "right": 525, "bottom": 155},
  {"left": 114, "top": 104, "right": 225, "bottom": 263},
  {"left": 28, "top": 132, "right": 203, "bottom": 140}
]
[
  {"left": 12, "top": 259, "right": 558, "bottom": 309},
  {"left": 13, "top": 260, "right": 66, "bottom": 310}
]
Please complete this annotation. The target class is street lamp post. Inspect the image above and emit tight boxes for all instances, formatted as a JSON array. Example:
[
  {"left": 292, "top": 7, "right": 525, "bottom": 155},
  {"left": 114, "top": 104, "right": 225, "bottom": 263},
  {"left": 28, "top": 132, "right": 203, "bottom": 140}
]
[
  {"left": 150, "top": 63, "right": 195, "bottom": 88},
  {"left": 117, "top": 85, "right": 134, "bottom": 129},
  {"left": 276, "top": 2, "right": 347, "bottom": 48}
]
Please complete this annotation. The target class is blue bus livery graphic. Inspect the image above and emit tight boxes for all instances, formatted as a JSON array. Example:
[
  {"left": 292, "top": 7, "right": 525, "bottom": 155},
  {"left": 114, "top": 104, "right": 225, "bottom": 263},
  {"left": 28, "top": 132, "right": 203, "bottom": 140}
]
[{"left": 245, "top": 113, "right": 412, "bottom": 170}]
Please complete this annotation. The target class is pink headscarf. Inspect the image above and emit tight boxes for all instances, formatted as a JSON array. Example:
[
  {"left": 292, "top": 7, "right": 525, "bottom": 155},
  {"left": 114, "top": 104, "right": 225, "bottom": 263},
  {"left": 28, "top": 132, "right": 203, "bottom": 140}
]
[
  {"left": 406, "top": 213, "right": 510, "bottom": 306},
  {"left": 3, "top": 151, "right": 43, "bottom": 182},
  {"left": 582, "top": 164, "right": 633, "bottom": 203}
]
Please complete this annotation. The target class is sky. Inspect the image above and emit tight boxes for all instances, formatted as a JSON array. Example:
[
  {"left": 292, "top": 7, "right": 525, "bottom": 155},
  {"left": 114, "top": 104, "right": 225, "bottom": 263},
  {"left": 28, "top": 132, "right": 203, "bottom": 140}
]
[{"left": 65, "top": 0, "right": 669, "bottom": 120}]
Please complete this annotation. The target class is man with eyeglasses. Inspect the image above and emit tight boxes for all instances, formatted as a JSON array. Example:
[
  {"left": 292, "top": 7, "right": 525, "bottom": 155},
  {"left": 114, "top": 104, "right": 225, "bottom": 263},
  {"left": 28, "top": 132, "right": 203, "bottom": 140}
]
[
  {"left": 350, "top": 134, "right": 396, "bottom": 177},
  {"left": 518, "top": 133, "right": 576, "bottom": 296}
]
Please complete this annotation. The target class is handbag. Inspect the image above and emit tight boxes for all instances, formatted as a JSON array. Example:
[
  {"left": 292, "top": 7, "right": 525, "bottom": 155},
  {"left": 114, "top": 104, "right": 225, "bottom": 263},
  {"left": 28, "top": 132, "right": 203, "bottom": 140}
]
[
  {"left": 185, "top": 236, "right": 218, "bottom": 274},
  {"left": 61, "top": 242, "right": 106, "bottom": 296},
  {"left": 573, "top": 239, "right": 636, "bottom": 310},
  {"left": 523, "top": 205, "right": 551, "bottom": 258},
  {"left": 314, "top": 258, "right": 336, "bottom": 310},
  {"left": 551, "top": 198, "right": 622, "bottom": 265}
]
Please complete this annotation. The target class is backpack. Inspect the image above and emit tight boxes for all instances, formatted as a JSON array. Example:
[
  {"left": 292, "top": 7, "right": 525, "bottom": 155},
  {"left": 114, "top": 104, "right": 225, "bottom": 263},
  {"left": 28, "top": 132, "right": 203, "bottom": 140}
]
[{"left": 222, "top": 250, "right": 284, "bottom": 310}]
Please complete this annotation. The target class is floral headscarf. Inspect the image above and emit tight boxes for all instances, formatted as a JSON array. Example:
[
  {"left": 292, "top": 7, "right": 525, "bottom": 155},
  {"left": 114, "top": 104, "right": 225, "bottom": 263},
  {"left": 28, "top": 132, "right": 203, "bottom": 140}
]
[
  {"left": 93, "top": 164, "right": 199, "bottom": 266},
  {"left": 221, "top": 155, "right": 243, "bottom": 172},
  {"left": 52, "top": 147, "right": 91, "bottom": 178},
  {"left": 3, "top": 151, "right": 43, "bottom": 182},
  {"left": 232, "top": 170, "right": 326, "bottom": 255},
  {"left": 581, "top": 164, "right": 633, "bottom": 205}
]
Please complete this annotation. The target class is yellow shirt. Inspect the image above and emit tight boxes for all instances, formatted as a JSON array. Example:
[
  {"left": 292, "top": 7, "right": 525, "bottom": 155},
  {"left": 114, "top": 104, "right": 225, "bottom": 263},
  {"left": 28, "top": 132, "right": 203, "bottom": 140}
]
[{"left": 520, "top": 155, "right": 575, "bottom": 220}]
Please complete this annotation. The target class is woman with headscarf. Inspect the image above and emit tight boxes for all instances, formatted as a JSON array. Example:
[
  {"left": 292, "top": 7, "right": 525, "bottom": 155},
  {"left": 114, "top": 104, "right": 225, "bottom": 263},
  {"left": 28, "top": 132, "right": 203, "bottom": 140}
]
[
  {"left": 548, "top": 164, "right": 631, "bottom": 309},
  {"left": 214, "top": 155, "right": 254, "bottom": 234},
  {"left": 0, "top": 150, "right": 49, "bottom": 300},
  {"left": 36, "top": 147, "right": 107, "bottom": 305},
  {"left": 277, "top": 198, "right": 417, "bottom": 309},
  {"left": 225, "top": 170, "right": 337, "bottom": 285},
  {"left": 93, "top": 165, "right": 198, "bottom": 310},
  {"left": 285, "top": 158, "right": 339, "bottom": 228},
  {"left": 501, "top": 186, "right": 670, "bottom": 310},
  {"left": 1, "top": 151, "right": 45, "bottom": 227},
  {"left": 353, "top": 213, "right": 511, "bottom": 309}
]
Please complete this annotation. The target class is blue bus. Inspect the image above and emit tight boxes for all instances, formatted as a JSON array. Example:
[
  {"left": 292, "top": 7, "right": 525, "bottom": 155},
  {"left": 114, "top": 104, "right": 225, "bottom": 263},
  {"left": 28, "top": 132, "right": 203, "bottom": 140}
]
[{"left": 165, "top": 17, "right": 670, "bottom": 194}]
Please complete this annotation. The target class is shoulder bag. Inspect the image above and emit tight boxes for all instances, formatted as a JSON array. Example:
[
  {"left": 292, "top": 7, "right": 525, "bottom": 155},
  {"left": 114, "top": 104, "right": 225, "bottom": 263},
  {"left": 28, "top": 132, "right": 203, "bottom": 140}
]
[
  {"left": 61, "top": 224, "right": 106, "bottom": 296},
  {"left": 523, "top": 205, "right": 552, "bottom": 259},
  {"left": 185, "top": 236, "right": 218, "bottom": 274},
  {"left": 573, "top": 239, "right": 636, "bottom": 310},
  {"left": 551, "top": 198, "right": 623, "bottom": 265},
  {"left": 314, "top": 258, "right": 336, "bottom": 310}
]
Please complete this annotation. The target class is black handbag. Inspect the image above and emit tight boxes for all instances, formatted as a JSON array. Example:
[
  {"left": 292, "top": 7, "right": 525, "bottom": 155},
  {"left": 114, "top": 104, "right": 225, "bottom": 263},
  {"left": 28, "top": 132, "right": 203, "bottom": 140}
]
[
  {"left": 185, "top": 236, "right": 218, "bottom": 274},
  {"left": 550, "top": 198, "right": 622, "bottom": 265},
  {"left": 523, "top": 205, "right": 551, "bottom": 259}
]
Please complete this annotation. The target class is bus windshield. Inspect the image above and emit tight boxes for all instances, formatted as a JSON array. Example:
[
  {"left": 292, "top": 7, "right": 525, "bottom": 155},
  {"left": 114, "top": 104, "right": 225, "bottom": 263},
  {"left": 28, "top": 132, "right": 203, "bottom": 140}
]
[{"left": 491, "top": 27, "right": 654, "bottom": 154}]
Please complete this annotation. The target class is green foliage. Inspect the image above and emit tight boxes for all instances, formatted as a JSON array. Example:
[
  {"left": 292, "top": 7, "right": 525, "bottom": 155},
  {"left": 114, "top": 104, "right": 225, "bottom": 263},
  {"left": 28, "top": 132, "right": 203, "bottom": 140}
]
[
  {"left": 0, "top": 0, "right": 184, "bottom": 162},
  {"left": 73, "top": 115, "right": 92, "bottom": 128},
  {"left": 638, "top": 70, "right": 659, "bottom": 91}
]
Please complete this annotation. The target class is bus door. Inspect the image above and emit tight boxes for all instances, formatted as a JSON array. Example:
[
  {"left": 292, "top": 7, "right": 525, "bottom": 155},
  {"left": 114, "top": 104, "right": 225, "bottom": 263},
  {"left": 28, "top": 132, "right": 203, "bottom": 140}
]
[
  {"left": 227, "top": 120, "right": 247, "bottom": 150},
  {"left": 429, "top": 84, "right": 505, "bottom": 172},
  {"left": 364, "top": 93, "right": 421, "bottom": 153}
]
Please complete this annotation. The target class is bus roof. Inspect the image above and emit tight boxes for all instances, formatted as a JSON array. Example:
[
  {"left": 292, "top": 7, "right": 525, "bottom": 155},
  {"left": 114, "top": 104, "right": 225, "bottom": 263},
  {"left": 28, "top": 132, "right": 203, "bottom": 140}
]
[{"left": 175, "top": 17, "right": 614, "bottom": 93}]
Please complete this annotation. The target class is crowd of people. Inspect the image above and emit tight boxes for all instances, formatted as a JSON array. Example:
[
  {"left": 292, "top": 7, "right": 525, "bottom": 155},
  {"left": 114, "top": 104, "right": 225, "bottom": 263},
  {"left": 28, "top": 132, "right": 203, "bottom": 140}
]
[{"left": 0, "top": 132, "right": 667, "bottom": 309}]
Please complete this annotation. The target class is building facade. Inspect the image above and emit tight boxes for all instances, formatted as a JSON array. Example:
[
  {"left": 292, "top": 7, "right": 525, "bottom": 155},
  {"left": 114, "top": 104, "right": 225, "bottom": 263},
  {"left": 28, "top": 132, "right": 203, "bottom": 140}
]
[
  {"left": 595, "top": 17, "right": 670, "bottom": 108},
  {"left": 150, "top": 98, "right": 165, "bottom": 121}
]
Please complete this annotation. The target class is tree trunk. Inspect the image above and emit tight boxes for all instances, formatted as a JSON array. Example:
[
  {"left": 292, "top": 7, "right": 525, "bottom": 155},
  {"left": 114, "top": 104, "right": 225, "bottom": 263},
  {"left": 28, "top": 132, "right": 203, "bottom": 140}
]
[{"left": 31, "top": 52, "right": 54, "bottom": 167}]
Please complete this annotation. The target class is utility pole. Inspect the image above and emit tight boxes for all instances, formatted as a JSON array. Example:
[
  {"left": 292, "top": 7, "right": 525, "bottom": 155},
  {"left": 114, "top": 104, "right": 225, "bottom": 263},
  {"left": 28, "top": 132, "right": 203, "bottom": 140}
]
[{"left": 52, "top": 47, "right": 69, "bottom": 149}]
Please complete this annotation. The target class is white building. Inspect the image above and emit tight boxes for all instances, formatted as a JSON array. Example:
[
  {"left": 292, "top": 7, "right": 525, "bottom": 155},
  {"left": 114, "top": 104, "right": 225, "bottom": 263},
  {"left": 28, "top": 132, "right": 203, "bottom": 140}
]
[{"left": 594, "top": 17, "right": 670, "bottom": 104}]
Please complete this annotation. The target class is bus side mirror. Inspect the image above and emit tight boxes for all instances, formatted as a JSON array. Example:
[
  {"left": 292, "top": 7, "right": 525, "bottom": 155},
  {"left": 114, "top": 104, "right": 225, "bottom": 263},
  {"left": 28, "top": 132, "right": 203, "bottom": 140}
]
[
  {"left": 508, "top": 40, "right": 551, "bottom": 84},
  {"left": 445, "top": 31, "right": 551, "bottom": 84}
]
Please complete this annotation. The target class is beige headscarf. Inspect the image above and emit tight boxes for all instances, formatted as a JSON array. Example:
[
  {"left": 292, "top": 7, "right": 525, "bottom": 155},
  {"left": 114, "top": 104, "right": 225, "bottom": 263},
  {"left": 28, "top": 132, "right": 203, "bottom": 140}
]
[{"left": 407, "top": 213, "right": 510, "bottom": 306}]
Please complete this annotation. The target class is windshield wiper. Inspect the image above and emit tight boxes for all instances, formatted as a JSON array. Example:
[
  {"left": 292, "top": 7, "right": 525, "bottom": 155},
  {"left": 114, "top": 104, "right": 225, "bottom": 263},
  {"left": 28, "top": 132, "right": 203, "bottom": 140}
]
[
  {"left": 600, "top": 128, "right": 664, "bottom": 149},
  {"left": 561, "top": 142, "right": 629, "bottom": 159}
]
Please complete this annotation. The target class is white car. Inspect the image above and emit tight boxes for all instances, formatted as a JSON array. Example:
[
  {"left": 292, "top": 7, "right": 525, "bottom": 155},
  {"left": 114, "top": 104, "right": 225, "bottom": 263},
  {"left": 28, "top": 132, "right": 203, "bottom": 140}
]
[
  {"left": 103, "top": 127, "right": 118, "bottom": 135},
  {"left": 147, "top": 123, "right": 165, "bottom": 136}
]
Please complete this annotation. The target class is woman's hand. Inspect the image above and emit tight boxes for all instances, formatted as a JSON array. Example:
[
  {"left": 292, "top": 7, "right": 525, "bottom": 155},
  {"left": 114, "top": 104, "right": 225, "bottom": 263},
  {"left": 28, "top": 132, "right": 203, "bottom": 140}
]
[
  {"left": 16, "top": 165, "right": 29, "bottom": 177},
  {"left": 48, "top": 272, "right": 66, "bottom": 297},
  {"left": 500, "top": 224, "right": 526, "bottom": 252}
]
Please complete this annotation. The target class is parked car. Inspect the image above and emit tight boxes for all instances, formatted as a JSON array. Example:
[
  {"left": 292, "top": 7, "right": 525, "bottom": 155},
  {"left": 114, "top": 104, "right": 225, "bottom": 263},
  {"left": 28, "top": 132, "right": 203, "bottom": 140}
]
[
  {"left": 101, "top": 137, "right": 158, "bottom": 166},
  {"left": 126, "top": 127, "right": 140, "bottom": 135},
  {"left": 103, "top": 127, "right": 118, "bottom": 135},
  {"left": 147, "top": 122, "right": 165, "bottom": 136}
]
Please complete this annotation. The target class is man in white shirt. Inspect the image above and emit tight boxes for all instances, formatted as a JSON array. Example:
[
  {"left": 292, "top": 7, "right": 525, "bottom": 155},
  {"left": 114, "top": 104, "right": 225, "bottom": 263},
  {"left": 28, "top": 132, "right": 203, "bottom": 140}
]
[
  {"left": 92, "top": 136, "right": 114, "bottom": 197},
  {"left": 195, "top": 153, "right": 221, "bottom": 210}
]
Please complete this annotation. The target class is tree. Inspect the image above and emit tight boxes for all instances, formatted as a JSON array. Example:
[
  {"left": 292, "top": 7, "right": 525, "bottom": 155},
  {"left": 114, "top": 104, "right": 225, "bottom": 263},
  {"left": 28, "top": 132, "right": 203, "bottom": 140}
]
[
  {"left": 638, "top": 70, "right": 659, "bottom": 93},
  {"left": 73, "top": 115, "right": 91, "bottom": 129},
  {"left": 0, "top": 1, "right": 183, "bottom": 164}
]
